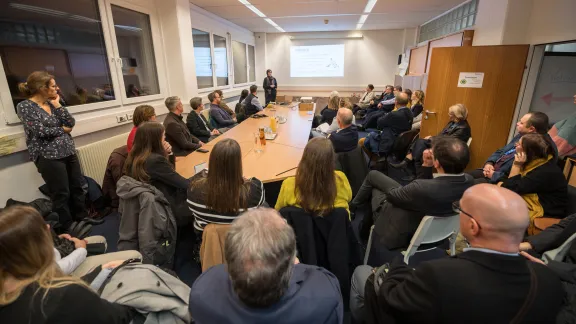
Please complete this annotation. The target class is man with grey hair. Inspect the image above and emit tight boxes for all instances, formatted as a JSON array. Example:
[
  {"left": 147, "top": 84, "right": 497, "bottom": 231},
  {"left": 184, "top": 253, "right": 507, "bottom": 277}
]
[
  {"left": 163, "top": 96, "right": 203, "bottom": 156},
  {"left": 189, "top": 208, "right": 343, "bottom": 324},
  {"left": 328, "top": 108, "right": 358, "bottom": 153}
]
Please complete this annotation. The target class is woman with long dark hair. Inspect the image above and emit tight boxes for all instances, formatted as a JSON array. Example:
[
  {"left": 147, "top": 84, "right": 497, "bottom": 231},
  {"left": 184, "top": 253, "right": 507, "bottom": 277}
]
[
  {"left": 187, "top": 138, "right": 266, "bottom": 231},
  {"left": 16, "top": 71, "right": 87, "bottom": 229},
  {"left": 0, "top": 205, "right": 133, "bottom": 323},
  {"left": 124, "top": 122, "right": 191, "bottom": 224},
  {"left": 501, "top": 133, "right": 568, "bottom": 233},
  {"left": 275, "top": 137, "right": 352, "bottom": 216}
]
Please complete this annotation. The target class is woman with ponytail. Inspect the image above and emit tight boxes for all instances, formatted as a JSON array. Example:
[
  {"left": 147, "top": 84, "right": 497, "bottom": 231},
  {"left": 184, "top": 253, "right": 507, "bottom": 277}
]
[
  {"left": 16, "top": 71, "right": 87, "bottom": 230},
  {"left": 0, "top": 205, "right": 133, "bottom": 323}
]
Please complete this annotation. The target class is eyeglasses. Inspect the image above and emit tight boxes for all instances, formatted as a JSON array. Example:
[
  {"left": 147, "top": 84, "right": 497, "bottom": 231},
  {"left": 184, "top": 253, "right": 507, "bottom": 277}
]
[{"left": 452, "top": 201, "right": 481, "bottom": 229}]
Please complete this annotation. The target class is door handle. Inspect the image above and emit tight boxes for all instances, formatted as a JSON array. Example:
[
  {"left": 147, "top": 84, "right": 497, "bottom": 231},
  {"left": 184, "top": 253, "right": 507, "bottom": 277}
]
[{"left": 425, "top": 110, "right": 436, "bottom": 120}]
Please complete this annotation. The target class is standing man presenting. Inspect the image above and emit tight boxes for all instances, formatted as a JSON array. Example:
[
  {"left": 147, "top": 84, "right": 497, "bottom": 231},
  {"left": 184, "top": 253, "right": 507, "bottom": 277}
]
[{"left": 263, "top": 69, "right": 278, "bottom": 105}]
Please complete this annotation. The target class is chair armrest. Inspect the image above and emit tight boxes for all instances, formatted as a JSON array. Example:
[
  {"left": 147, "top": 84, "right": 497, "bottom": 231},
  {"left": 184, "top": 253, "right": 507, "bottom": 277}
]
[{"left": 534, "top": 217, "right": 562, "bottom": 232}]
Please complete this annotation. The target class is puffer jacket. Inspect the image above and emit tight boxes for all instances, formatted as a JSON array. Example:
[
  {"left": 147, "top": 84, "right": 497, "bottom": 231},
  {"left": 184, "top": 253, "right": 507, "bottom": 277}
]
[{"left": 117, "top": 176, "right": 177, "bottom": 268}]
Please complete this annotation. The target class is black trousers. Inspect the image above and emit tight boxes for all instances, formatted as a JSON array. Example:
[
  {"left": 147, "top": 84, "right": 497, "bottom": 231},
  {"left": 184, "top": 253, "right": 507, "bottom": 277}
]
[
  {"left": 265, "top": 89, "right": 277, "bottom": 105},
  {"left": 35, "top": 154, "right": 87, "bottom": 227}
]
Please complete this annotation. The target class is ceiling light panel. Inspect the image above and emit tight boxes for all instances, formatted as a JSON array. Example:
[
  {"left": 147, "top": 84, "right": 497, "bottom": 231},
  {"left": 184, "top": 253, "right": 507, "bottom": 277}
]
[
  {"left": 363, "top": 0, "right": 377, "bottom": 13},
  {"left": 237, "top": 0, "right": 284, "bottom": 32}
]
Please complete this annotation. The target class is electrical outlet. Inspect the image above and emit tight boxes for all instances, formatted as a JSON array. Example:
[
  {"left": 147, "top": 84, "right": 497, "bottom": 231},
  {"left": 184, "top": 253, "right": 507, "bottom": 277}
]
[
  {"left": 116, "top": 114, "right": 128, "bottom": 123},
  {"left": 127, "top": 113, "right": 133, "bottom": 121}
]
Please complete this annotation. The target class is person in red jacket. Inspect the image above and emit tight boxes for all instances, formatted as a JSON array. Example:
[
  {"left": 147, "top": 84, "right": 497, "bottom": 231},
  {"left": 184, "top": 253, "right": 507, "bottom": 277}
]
[{"left": 127, "top": 105, "right": 156, "bottom": 152}]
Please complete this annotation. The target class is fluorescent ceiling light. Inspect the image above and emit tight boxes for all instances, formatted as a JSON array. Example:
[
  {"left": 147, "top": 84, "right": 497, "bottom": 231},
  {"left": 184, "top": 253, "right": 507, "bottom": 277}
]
[
  {"left": 9, "top": 3, "right": 66, "bottom": 17},
  {"left": 356, "top": 24, "right": 363, "bottom": 30},
  {"left": 237, "top": 0, "right": 285, "bottom": 32},
  {"left": 358, "top": 14, "right": 368, "bottom": 25},
  {"left": 363, "top": 0, "right": 377, "bottom": 13}
]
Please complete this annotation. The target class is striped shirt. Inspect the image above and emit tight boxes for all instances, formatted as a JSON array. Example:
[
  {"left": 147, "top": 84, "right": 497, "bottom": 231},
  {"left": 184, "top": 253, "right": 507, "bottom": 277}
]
[{"left": 187, "top": 171, "right": 266, "bottom": 231}]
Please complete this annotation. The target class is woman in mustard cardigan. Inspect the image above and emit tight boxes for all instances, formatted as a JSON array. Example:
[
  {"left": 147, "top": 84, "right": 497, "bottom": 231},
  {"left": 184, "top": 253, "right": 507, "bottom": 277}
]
[
  {"left": 500, "top": 133, "right": 568, "bottom": 234},
  {"left": 275, "top": 137, "right": 352, "bottom": 216}
]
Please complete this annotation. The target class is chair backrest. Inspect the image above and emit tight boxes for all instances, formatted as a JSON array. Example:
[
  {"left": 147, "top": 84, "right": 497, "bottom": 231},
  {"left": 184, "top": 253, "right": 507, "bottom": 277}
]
[
  {"left": 392, "top": 129, "right": 420, "bottom": 160},
  {"left": 201, "top": 107, "right": 210, "bottom": 121},
  {"left": 200, "top": 224, "right": 231, "bottom": 272},
  {"left": 467, "top": 137, "right": 472, "bottom": 147},
  {"left": 336, "top": 146, "right": 369, "bottom": 197},
  {"left": 403, "top": 215, "right": 460, "bottom": 264},
  {"left": 543, "top": 232, "right": 576, "bottom": 263}
]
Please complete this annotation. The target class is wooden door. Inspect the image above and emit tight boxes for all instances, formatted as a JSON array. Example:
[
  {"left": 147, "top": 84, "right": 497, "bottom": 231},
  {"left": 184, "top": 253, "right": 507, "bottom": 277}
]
[{"left": 421, "top": 45, "right": 529, "bottom": 169}]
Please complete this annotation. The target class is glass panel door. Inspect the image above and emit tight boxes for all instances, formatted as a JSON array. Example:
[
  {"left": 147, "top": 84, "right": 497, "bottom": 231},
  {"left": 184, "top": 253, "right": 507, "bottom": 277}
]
[
  {"left": 110, "top": 4, "right": 159, "bottom": 98},
  {"left": 213, "top": 34, "right": 228, "bottom": 87},
  {"left": 193, "top": 29, "right": 213, "bottom": 89},
  {"left": 232, "top": 41, "right": 247, "bottom": 84}
]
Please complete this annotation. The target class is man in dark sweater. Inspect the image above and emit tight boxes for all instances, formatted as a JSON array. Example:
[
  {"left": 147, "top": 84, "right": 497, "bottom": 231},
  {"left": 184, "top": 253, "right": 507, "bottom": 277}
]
[
  {"left": 186, "top": 97, "right": 223, "bottom": 143},
  {"left": 163, "top": 96, "right": 203, "bottom": 156},
  {"left": 350, "top": 184, "right": 564, "bottom": 324},
  {"left": 328, "top": 108, "right": 358, "bottom": 153}
]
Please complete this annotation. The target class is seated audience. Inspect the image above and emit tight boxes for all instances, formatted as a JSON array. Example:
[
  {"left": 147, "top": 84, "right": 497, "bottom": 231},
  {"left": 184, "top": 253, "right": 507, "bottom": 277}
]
[
  {"left": 127, "top": 104, "right": 156, "bottom": 152},
  {"left": 411, "top": 89, "right": 425, "bottom": 119},
  {"left": 163, "top": 96, "right": 202, "bottom": 156},
  {"left": 548, "top": 94, "right": 576, "bottom": 157},
  {"left": 214, "top": 90, "right": 236, "bottom": 119},
  {"left": 186, "top": 97, "right": 223, "bottom": 143},
  {"left": 124, "top": 122, "right": 191, "bottom": 225},
  {"left": 500, "top": 133, "right": 568, "bottom": 233},
  {"left": 310, "top": 100, "right": 357, "bottom": 138},
  {"left": 520, "top": 213, "right": 576, "bottom": 284},
  {"left": 359, "top": 92, "right": 414, "bottom": 161},
  {"left": 0, "top": 205, "right": 134, "bottom": 324},
  {"left": 319, "top": 91, "right": 340, "bottom": 125},
  {"left": 361, "top": 86, "right": 406, "bottom": 130},
  {"left": 359, "top": 85, "right": 394, "bottom": 119},
  {"left": 328, "top": 108, "right": 359, "bottom": 153},
  {"left": 393, "top": 103, "right": 471, "bottom": 178},
  {"left": 189, "top": 208, "right": 343, "bottom": 323},
  {"left": 243, "top": 85, "right": 264, "bottom": 117},
  {"left": 403, "top": 88, "right": 412, "bottom": 108},
  {"left": 468, "top": 112, "right": 556, "bottom": 184},
  {"left": 54, "top": 231, "right": 141, "bottom": 277},
  {"left": 350, "top": 184, "right": 564, "bottom": 323},
  {"left": 275, "top": 137, "right": 352, "bottom": 215},
  {"left": 209, "top": 91, "right": 238, "bottom": 128},
  {"left": 353, "top": 136, "right": 473, "bottom": 247},
  {"left": 187, "top": 138, "right": 266, "bottom": 233},
  {"left": 353, "top": 84, "right": 376, "bottom": 113},
  {"left": 235, "top": 89, "right": 249, "bottom": 122}
]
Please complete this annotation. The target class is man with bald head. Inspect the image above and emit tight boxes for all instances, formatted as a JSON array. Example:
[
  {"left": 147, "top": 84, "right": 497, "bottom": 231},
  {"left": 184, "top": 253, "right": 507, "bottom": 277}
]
[
  {"left": 354, "top": 184, "right": 564, "bottom": 323},
  {"left": 189, "top": 208, "right": 343, "bottom": 323},
  {"left": 328, "top": 108, "right": 358, "bottom": 153}
]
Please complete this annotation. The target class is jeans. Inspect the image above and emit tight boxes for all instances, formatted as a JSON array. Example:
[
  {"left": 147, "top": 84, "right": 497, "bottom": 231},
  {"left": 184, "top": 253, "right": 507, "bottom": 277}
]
[
  {"left": 467, "top": 168, "right": 490, "bottom": 184},
  {"left": 350, "top": 265, "right": 373, "bottom": 323},
  {"left": 265, "top": 89, "right": 277, "bottom": 105},
  {"left": 35, "top": 154, "right": 87, "bottom": 228}
]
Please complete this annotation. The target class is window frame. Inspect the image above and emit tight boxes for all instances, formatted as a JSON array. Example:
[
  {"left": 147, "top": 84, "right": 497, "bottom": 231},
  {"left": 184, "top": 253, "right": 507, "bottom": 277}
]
[
  {"left": 0, "top": 0, "right": 168, "bottom": 124},
  {"left": 192, "top": 27, "right": 232, "bottom": 94},
  {"left": 231, "top": 40, "right": 255, "bottom": 89}
]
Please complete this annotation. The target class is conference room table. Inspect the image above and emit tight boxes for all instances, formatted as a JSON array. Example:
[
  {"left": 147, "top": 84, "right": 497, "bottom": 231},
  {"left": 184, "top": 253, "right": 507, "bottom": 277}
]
[{"left": 176, "top": 103, "right": 316, "bottom": 183}]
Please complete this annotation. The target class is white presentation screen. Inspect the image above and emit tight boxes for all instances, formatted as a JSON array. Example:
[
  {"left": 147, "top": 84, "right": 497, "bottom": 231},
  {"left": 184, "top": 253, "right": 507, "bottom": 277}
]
[{"left": 290, "top": 44, "right": 345, "bottom": 78}]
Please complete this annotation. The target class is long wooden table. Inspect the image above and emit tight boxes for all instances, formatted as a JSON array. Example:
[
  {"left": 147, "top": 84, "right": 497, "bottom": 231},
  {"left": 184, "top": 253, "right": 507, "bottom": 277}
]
[{"left": 176, "top": 103, "right": 315, "bottom": 183}]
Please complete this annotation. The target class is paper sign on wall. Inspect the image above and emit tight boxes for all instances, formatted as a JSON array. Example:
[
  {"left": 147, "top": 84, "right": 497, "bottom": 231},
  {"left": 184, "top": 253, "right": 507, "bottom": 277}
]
[{"left": 457, "top": 72, "right": 484, "bottom": 88}]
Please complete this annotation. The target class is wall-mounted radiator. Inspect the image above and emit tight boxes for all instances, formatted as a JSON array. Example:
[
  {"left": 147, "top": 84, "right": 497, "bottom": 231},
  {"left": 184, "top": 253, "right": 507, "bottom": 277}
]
[{"left": 76, "top": 133, "right": 129, "bottom": 186}]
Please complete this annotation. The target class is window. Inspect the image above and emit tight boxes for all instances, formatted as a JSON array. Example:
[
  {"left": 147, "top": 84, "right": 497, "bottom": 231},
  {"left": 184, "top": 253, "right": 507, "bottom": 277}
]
[
  {"left": 232, "top": 40, "right": 247, "bottom": 84},
  {"left": 248, "top": 45, "right": 255, "bottom": 82},
  {"left": 192, "top": 29, "right": 213, "bottom": 89},
  {"left": 0, "top": 0, "right": 114, "bottom": 111},
  {"left": 213, "top": 34, "right": 229, "bottom": 86},
  {"left": 418, "top": 0, "right": 477, "bottom": 42},
  {"left": 0, "top": 0, "right": 167, "bottom": 123},
  {"left": 110, "top": 5, "right": 160, "bottom": 98}
]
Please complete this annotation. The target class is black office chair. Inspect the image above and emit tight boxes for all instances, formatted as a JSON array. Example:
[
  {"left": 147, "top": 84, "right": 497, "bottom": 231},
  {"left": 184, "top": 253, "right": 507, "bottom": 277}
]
[{"left": 374, "top": 129, "right": 420, "bottom": 174}]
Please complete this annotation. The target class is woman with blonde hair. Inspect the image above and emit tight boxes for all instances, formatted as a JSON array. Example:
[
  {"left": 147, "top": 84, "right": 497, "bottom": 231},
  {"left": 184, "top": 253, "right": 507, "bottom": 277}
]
[
  {"left": 0, "top": 205, "right": 133, "bottom": 323},
  {"left": 392, "top": 103, "right": 472, "bottom": 179},
  {"left": 319, "top": 91, "right": 341, "bottom": 125},
  {"left": 411, "top": 90, "right": 425, "bottom": 118}
]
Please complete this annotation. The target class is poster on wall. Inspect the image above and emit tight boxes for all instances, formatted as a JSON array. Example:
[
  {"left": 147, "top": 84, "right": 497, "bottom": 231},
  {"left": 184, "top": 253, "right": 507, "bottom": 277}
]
[{"left": 457, "top": 72, "right": 484, "bottom": 88}]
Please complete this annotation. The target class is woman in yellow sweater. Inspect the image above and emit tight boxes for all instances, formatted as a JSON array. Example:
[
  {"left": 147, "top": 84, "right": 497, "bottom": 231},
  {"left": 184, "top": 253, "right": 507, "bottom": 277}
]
[{"left": 275, "top": 137, "right": 352, "bottom": 215}]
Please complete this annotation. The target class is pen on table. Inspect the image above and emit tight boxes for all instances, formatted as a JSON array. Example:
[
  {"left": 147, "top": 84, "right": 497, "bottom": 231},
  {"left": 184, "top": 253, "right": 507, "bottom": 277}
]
[{"left": 275, "top": 167, "right": 297, "bottom": 176}]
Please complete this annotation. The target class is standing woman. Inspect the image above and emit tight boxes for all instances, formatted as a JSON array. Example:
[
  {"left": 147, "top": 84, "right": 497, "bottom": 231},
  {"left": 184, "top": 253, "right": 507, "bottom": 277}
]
[
  {"left": 16, "top": 71, "right": 87, "bottom": 230},
  {"left": 263, "top": 69, "right": 278, "bottom": 105},
  {"left": 275, "top": 137, "right": 352, "bottom": 216}
]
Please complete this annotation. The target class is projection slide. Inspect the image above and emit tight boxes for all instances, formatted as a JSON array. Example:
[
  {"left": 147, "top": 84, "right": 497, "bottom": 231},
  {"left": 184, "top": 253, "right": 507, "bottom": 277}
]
[{"left": 290, "top": 44, "right": 345, "bottom": 78}]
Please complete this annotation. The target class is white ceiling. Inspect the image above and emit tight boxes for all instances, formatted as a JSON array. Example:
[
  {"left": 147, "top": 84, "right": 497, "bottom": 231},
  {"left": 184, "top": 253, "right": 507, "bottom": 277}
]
[{"left": 189, "top": 0, "right": 468, "bottom": 33}]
